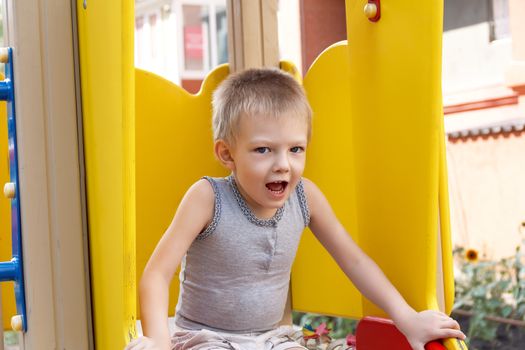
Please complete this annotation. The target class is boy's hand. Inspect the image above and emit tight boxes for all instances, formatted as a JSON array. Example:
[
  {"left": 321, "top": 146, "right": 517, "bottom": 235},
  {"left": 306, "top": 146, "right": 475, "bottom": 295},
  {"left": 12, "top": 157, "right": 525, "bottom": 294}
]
[
  {"left": 394, "top": 310, "right": 466, "bottom": 350},
  {"left": 124, "top": 336, "right": 162, "bottom": 350}
]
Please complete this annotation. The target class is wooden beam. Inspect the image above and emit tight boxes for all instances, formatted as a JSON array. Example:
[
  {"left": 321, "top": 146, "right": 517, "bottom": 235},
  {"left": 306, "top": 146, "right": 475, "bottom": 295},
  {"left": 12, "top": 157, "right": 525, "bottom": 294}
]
[{"left": 226, "top": 0, "right": 279, "bottom": 72}]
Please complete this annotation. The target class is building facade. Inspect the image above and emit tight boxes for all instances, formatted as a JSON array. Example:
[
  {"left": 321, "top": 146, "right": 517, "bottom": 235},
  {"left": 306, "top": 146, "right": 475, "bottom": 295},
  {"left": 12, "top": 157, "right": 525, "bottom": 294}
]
[{"left": 443, "top": 0, "right": 525, "bottom": 259}]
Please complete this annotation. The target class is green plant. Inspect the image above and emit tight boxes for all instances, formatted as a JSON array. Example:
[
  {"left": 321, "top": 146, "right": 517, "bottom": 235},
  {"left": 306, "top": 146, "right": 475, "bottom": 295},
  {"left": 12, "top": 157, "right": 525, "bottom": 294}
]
[{"left": 453, "top": 231, "right": 525, "bottom": 348}]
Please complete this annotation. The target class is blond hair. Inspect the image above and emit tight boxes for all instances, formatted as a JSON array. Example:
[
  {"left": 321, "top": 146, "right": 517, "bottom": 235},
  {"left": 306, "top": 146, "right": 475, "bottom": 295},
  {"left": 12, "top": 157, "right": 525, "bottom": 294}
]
[{"left": 212, "top": 68, "right": 312, "bottom": 144}]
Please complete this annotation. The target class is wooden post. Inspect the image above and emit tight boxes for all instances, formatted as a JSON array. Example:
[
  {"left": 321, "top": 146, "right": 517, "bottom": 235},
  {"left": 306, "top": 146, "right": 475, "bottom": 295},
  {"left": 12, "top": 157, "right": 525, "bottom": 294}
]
[
  {"left": 5, "top": 0, "right": 92, "bottom": 348},
  {"left": 226, "top": 0, "right": 279, "bottom": 72}
]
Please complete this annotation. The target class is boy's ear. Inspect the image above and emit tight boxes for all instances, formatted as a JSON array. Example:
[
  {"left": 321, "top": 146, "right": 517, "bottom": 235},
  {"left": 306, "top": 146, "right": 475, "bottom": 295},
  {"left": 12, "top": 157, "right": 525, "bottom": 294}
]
[{"left": 214, "top": 139, "right": 235, "bottom": 170}]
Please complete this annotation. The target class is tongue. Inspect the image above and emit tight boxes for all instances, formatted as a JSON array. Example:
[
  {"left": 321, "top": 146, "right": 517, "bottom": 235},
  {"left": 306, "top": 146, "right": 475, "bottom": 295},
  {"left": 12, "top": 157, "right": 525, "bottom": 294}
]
[{"left": 266, "top": 182, "right": 284, "bottom": 191}]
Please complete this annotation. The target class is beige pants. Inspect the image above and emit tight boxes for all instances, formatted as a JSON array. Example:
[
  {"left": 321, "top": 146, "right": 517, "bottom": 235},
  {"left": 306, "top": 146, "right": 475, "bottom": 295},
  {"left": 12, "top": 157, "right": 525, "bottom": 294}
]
[{"left": 171, "top": 326, "right": 306, "bottom": 350}]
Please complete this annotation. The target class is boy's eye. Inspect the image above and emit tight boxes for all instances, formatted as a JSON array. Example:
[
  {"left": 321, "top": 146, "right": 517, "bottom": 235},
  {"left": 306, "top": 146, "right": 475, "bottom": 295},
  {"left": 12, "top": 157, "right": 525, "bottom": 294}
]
[
  {"left": 254, "top": 147, "right": 270, "bottom": 154},
  {"left": 290, "top": 146, "right": 304, "bottom": 153}
]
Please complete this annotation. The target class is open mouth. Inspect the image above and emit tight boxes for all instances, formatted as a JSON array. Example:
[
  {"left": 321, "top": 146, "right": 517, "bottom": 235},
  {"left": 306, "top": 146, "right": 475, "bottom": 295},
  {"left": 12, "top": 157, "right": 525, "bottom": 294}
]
[{"left": 265, "top": 181, "right": 288, "bottom": 194}]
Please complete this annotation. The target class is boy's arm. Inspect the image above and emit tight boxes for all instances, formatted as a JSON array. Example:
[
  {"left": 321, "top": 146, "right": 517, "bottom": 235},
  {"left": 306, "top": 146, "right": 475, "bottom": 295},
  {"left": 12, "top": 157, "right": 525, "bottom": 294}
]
[
  {"left": 302, "top": 178, "right": 465, "bottom": 350},
  {"left": 138, "top": 179, "right": 215, "bottom": 350}
]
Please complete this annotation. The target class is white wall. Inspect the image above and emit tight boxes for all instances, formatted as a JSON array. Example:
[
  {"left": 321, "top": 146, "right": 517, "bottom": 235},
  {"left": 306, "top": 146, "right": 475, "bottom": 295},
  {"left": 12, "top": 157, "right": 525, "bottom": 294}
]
[
  {"left": 447, "top": 134, "right": 525, "bottom": 259},
  {"left": 135, "top": 0, "right": 182, "bottom": 84},
  {"left": 442, "top": 23, "right": 512, "bottom": 96},
  {"left": 277, "top": 0, "right": 302, "bottom": 72}
]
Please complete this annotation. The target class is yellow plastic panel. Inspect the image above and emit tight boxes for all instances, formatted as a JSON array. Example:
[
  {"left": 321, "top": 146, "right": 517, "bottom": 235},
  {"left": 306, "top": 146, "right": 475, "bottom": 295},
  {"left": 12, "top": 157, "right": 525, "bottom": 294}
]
[
  {"left": 76, "top": 0, "right": 135, "bottom": 348},
  {"left": 0, "top": 94, "right": 16, "bottom": 330},
  {"left": 280, "top": 61, "right": 303, "bottom": 84},
  {"left": 292, "top": 42, "right": 362, "bottom": 318},
  {"left": 346, "top": 0, "right": 444, "bottom": 315},
  {"left": 135, "top": 66, "right": 229, "bottom": 318},
  {"left": 439, "top": 117, "right": 455, "bottom": 315}
]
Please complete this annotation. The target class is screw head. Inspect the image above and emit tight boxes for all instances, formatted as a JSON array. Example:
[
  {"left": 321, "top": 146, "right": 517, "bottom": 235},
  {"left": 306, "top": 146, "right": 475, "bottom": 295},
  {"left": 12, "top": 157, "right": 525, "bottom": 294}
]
[
  {"left": 11, "top": 314, "right": 23, "bottom": 332},
  {"left": 0, "top": 48, "right": 9, "bottom": 64},
  {"left": 364, "top": 3, "right": 378, "bottom": 19},
  {"left": 4, "top": 182, "right": 15, "bottom": 198}
]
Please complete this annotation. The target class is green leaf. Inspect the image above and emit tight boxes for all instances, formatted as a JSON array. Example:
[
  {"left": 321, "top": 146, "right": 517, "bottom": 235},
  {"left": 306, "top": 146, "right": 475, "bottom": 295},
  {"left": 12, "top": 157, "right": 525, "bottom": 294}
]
[
  {"left": 472, "top": 286, "right": 487, "bottom": 298},
  {"left": 501, "top": 305, "right": 513, "bottom": 318}
]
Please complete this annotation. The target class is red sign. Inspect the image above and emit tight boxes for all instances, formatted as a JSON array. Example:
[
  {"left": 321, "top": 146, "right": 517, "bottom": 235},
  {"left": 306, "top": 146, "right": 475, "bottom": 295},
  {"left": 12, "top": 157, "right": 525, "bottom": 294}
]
[{"left": 184, "top": 26, "right": 203, "bottom": 59}]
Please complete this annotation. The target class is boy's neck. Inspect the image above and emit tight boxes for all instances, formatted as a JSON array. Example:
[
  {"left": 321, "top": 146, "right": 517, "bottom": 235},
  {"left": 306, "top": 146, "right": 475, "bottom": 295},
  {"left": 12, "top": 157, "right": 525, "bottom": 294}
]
[{"left": 229, "top": 174, "right": 280, "bottom": 220}]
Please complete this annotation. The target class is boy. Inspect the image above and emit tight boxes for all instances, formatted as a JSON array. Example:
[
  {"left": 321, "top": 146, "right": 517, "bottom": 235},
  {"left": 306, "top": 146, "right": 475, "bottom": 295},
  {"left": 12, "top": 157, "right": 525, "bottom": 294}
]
[{"left": 126, "top": 68, "right": 465, "bottom": 350}]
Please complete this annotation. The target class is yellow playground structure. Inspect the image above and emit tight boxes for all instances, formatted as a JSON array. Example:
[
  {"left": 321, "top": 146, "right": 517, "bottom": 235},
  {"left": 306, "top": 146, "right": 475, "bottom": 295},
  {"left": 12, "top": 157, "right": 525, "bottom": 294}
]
[{"left": 0, "top": 0, "right": 465, "bottom": 349}]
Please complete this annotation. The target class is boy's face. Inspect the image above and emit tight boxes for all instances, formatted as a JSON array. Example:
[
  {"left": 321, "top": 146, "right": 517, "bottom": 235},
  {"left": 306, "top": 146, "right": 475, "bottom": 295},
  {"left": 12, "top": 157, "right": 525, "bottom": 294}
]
[{"left": 219, "top": 113, "right": 308, "bottom": 219}]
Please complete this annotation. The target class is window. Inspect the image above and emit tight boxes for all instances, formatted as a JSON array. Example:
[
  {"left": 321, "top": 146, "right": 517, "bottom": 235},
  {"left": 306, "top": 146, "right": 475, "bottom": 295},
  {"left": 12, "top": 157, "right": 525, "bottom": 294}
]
[
  {"left": 489, "top": 0, "right": 510, "bottom": 41},
  {"left": 443, "top": 0, "right": 510, "bottom": 42},
  {"left": 135, "top": 0, "right": 228, "bottom": 83},
  {"left": 176, "top": 0, "right": 227, "bottom": 79}
]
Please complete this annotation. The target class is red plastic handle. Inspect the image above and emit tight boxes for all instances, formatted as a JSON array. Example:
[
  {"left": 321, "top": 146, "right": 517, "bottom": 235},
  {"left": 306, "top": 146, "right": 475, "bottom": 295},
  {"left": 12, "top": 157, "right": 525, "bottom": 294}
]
[
  {"left": 425, "top": 341, "right": 447, "bottom": 350},
  {"left": 356, "top": 316, "right": 448, "bottom": 350}
]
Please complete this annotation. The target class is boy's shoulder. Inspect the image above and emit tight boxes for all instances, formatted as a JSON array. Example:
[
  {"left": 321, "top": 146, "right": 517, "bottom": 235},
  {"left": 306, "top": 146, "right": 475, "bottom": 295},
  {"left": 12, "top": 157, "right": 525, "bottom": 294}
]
[
  {"left": 299, "top": 177, "right": 318, "bottom": 196},
  {"left": 185, "top": 178, "right": 216, "bottom": 204},
  {"left": 299, "top": 177, "right": 330, "bottom": 216}
]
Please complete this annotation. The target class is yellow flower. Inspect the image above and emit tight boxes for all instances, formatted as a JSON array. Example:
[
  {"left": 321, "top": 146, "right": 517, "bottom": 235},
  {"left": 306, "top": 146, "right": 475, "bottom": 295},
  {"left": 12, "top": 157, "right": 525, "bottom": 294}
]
[{"left": 465, "top": 248, "right": 478, "bottom": 262}]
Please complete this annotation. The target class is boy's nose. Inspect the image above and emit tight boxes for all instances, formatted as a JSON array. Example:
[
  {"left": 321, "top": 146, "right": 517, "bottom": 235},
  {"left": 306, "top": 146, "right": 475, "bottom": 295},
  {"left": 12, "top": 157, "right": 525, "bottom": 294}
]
[{"left": 272, "top": 153, "right": 290, "bottom": 173}]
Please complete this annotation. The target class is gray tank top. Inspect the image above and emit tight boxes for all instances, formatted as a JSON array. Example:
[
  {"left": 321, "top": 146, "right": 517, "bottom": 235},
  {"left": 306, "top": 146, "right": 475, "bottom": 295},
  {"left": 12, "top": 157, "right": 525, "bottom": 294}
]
[{"left": 175, "top": 175, "right": 310, "bottom": 333}]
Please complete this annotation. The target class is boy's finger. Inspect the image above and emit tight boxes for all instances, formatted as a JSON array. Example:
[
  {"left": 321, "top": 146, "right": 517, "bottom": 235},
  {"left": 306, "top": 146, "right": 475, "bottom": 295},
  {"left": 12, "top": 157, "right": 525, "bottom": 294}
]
[
  {"left": 438, "top": 329, "right": 466, "bottom": 340},
  {"left": 440, "top": 318, "right": 460, "bottom": 330}
]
